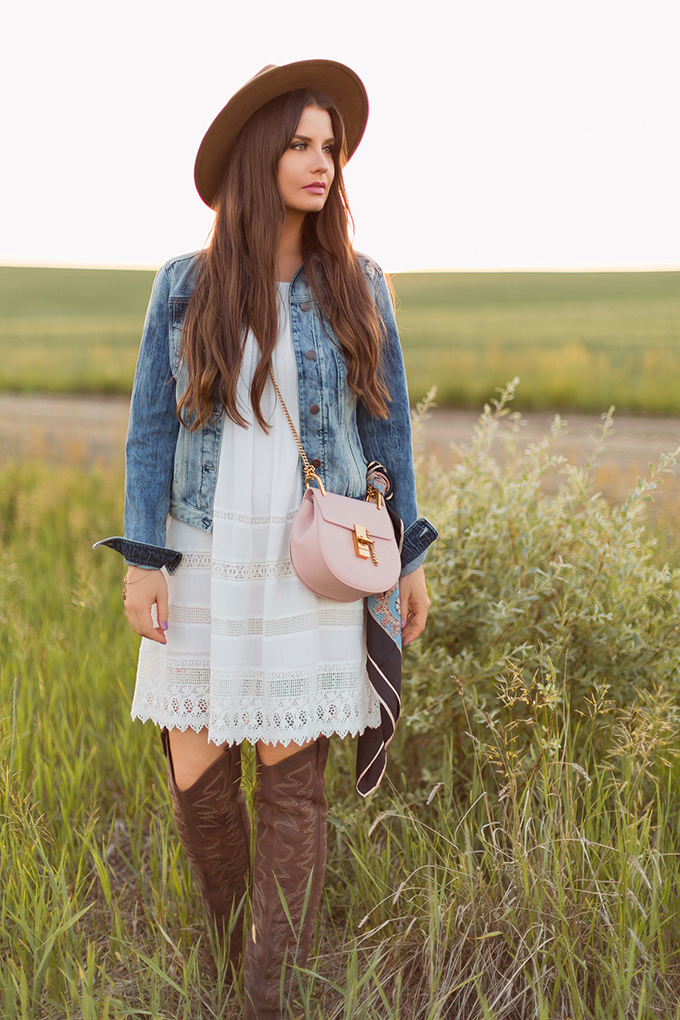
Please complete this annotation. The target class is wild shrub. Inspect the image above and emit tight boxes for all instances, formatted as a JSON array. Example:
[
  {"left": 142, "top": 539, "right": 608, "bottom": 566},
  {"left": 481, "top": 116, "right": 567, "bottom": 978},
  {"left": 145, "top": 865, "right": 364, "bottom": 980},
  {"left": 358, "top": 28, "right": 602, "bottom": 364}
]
[{"left": 403, "top": 382, "right": 680, "bottom": 779}]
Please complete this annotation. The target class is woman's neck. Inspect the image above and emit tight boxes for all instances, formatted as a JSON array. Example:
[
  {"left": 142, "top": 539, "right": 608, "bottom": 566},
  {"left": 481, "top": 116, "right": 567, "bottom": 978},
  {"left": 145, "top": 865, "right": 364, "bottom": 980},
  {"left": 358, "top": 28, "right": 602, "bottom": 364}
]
[{"left": 277, "top": 211, "right": 304, "bottom": 282}]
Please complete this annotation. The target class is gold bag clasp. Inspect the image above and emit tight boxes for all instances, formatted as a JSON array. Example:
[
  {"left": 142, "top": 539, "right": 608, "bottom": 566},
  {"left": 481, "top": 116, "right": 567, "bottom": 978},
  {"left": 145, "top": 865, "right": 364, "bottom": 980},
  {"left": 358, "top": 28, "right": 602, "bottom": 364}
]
[{"left": 353, "top": 525, "right": 379, "bottom": 565}]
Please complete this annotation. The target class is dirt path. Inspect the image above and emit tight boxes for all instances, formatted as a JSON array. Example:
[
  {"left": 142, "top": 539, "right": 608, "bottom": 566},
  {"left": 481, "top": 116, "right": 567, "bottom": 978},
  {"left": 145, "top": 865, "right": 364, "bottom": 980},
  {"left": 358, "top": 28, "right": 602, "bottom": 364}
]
[
  {"left": 0, "top": 394, "right": 131, "bottom": 468},
  {"left": 421, "top": 407, "right": 680, "bottom": 470},
  {"left": 2, "top": 393, "right": 679, "bottom": 486}
]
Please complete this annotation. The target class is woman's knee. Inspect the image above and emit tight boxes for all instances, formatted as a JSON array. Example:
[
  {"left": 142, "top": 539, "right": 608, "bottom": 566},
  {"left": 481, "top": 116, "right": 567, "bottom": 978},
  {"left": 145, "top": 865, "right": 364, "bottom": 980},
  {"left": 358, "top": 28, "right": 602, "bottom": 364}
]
[
  {"left": 256, "top": 737, "right": 317, "bottom": 767},
  {"left": 167, "top": 726, "right": 226, "bottom": 790}
]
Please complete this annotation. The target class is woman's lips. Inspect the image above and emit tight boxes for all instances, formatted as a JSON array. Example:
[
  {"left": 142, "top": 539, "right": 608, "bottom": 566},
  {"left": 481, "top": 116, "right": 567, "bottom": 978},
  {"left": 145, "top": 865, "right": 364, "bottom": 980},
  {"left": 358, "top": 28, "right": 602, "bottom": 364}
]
[{"left": 303, "top": 183, "right": 326, "bottom": 194}]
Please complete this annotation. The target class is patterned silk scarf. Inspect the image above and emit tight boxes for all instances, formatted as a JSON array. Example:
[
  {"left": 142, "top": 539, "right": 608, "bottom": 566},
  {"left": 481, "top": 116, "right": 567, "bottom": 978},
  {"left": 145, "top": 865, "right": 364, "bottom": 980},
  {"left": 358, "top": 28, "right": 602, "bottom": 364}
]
[{"left": 355, "top": 463, "right": 404, "bottom": 797}]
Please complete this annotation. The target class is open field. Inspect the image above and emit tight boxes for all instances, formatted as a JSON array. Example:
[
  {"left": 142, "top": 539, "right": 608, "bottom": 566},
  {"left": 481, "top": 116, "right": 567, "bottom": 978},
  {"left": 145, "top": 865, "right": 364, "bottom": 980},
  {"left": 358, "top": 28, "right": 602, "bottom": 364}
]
[
  {"left": 1, "top": 265, "right": 679, "bottom": 413},
  {"left": 395, "top": 270, "right": 680, "bottom": 412},
  {"left": 3, "top": 401, "right": 680, "bottom": 1017}
]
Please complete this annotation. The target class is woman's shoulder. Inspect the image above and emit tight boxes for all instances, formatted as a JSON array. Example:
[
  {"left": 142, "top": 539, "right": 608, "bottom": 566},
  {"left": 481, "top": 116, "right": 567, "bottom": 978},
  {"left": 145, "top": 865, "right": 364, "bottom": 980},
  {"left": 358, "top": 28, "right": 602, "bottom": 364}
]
[
  {"left": 157, "top": 251, "right": 205, "bottom": 296},
  {"left": 352, "top": 253, "right": 393, "bottom": 310},
  {"left": 354, "top": 251, "right": 384, "bottom": 284}
]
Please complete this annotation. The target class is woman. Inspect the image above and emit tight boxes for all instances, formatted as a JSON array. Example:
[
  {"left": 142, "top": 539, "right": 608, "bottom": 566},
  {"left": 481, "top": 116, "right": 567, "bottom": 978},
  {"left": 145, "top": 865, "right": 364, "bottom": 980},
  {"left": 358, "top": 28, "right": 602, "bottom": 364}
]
[{"left": 96, "top": 59, "right": 436, "bottom": 1018}]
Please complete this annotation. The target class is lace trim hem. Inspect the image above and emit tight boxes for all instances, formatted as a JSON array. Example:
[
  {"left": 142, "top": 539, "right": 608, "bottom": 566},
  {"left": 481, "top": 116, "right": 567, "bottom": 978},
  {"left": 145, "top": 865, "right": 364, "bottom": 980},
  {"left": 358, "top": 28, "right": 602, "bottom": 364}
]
[
  {"left": 130, "top": 706, "right": 376, "bottom": 747},
  {"left": 132, "top": 661, "right": 379, "bottom": 746}
]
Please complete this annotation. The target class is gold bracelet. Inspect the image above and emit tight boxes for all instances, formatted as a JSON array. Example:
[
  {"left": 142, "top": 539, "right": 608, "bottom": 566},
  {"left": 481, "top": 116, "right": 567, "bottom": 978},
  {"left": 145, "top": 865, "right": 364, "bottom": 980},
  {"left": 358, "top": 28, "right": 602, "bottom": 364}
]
[{"left": 122, "top": 569, "right": 155, "bottom": 601}]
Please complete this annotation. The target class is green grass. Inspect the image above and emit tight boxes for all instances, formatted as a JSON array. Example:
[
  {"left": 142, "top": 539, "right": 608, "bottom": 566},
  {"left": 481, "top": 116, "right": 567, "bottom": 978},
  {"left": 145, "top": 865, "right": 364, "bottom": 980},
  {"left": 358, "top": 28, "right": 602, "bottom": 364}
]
[
  {"left": 1, "top": 265, "right": 679, "bottom": 413},
  {"left": 3, "top": 406, "right": 680, "bottom": 1017},
  {"left": 394, "top": 270, "right": 680, "bottom": 412},
  {"left": 0, "top": 266, "right": 154, "bottom": 394}
]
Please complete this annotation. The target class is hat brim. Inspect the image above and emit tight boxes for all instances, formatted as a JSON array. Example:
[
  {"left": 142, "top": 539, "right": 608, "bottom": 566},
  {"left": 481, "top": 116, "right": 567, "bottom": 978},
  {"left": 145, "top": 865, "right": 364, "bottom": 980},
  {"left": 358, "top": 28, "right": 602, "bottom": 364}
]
[{"left": 194, "top": 59, "right": 369, "bottom": 209}]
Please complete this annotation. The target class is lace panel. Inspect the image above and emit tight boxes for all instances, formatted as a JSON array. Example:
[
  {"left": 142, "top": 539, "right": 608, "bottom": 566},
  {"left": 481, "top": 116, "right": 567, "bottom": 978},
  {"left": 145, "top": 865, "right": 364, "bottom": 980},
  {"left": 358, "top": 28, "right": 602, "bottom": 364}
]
[
  {"left": 213, "top": 508, "right": 298, "bottom": 525},
  {"left": 170, "top": 604, "right": 211, "bottom": 625},
  {"left": 166, "top": 604, "right": 363, "bottom": 632},
  {"left": 211, "top": 605, "right": 364, "bottom": 637},
  {"left": 211, "top": 559, "right": 295, "bottom": 581},
  {"left": 177, "top": 552, "right": 212, "bottom": 572}
]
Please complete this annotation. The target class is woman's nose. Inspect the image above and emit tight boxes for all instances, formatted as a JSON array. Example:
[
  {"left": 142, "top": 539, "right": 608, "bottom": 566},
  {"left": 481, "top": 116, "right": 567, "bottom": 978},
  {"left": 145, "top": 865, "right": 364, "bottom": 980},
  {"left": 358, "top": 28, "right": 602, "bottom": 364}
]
[{"left": 312, "top": 149, "right": 332, "bottom": 173}]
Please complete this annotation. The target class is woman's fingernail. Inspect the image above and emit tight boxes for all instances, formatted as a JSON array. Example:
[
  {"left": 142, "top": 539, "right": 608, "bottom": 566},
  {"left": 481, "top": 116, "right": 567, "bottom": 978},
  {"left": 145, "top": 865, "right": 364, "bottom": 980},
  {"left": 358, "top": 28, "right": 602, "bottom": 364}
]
[
  {"left": 162, "top": 621, "right": 168, "bottom": 631},
  {"left": 401, "top": 620, "right": 406, "bottom": 630}
]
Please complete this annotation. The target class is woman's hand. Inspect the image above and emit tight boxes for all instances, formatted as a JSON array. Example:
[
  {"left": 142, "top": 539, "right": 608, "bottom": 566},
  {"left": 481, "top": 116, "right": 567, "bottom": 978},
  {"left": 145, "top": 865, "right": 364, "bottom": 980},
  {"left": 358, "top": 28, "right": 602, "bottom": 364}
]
[
  {"left": 123, "top": 566, "right": 169, "bottom": 644},
  {"left": 399, "top": 565, "right": 430, "bottom": 646}
]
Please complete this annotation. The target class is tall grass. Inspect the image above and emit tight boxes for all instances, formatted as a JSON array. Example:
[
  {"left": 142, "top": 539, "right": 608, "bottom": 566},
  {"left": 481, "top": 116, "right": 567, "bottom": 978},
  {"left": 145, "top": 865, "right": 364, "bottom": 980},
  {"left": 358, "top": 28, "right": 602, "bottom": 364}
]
[{"left": 2, "top": 397, "right": 680, "bottom": 1017}]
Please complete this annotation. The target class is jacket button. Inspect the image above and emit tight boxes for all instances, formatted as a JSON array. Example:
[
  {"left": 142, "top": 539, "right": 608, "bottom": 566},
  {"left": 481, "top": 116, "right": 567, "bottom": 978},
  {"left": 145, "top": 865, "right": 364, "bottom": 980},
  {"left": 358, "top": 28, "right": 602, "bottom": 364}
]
[
  {"left": 311, "top": 458, "right": 321, "bottom": 468},
  {"left": 306, "top": 349, "right": 317, "bottom": 360},
  {"left": 310, "top": 404, "right": 320, "bottom": 415},
  {"left": 300, "top": 301, "right": 311, "bottom": 311}
]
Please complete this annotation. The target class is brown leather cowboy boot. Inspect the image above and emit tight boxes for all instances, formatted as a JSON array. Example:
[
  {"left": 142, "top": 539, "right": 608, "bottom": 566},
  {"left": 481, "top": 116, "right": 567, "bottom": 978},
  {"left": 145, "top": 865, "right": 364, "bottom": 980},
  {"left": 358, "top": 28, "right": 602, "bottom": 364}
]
[
  {"left": 161, "top": 729, "right": 251, "bottom": 973},
  {"left": 243, "top": 737, "right": 330, "bottom": 1020}
]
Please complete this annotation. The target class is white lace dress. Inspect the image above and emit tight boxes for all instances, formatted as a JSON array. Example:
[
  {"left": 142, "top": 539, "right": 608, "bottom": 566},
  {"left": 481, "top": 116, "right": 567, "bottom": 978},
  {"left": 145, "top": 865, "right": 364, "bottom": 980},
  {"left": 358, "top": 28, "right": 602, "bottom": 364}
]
[{"left": 131, "top": 282, "right": 380, "bottom": 747}]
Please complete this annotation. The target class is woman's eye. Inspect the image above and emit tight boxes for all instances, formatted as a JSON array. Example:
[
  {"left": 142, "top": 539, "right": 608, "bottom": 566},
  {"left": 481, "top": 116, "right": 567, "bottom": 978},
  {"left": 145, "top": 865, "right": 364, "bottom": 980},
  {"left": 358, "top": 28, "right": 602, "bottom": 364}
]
[{"left": 292, "top": 142, "right": 306, "bottom": 151}]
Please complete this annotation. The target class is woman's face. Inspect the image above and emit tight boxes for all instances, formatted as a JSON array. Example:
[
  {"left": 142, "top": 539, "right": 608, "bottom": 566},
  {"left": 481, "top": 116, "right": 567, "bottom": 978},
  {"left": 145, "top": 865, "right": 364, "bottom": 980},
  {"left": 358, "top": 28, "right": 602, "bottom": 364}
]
[{"left": 277, "top": 105, "right": 336, "bottom": 218}]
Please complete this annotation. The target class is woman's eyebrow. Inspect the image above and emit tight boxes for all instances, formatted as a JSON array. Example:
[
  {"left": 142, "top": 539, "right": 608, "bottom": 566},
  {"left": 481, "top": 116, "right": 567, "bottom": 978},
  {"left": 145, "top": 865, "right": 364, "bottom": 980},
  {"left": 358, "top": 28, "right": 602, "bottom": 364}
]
[{"left": 292, "top": 134, "right": 336, "bottom": 145}]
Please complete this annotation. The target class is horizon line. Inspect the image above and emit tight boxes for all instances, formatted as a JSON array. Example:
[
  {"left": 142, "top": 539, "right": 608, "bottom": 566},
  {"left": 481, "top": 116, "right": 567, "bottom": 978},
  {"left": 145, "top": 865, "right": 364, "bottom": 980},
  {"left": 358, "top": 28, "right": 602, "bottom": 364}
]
[{"left": 1, "top": 259, "right": 679, "bottom": 275}]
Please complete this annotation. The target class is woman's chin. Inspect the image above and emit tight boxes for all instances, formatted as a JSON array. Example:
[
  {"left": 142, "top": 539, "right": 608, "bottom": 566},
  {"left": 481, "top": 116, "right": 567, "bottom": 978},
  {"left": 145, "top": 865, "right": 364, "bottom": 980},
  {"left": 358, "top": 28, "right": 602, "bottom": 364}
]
[{"left": 286, "top": 197, "right": 328, "bottom": 217}]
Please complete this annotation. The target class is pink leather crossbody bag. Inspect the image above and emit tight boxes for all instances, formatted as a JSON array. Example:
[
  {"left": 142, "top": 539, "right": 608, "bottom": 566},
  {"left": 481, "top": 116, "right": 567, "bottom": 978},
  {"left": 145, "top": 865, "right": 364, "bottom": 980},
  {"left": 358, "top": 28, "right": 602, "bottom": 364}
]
[{"left": 269, "top": 368, "right": 401, "bottom": 602}]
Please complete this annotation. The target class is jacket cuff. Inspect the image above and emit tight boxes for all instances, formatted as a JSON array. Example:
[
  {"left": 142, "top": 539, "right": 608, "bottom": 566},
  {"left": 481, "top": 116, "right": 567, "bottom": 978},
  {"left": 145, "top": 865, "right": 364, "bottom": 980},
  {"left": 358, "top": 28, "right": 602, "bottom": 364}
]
[
  {"left": 400, "top": 517, "right": 438, "bottom": 569},
  {"left": 93, "top": 536, "right": 183, "bottom": 574}
]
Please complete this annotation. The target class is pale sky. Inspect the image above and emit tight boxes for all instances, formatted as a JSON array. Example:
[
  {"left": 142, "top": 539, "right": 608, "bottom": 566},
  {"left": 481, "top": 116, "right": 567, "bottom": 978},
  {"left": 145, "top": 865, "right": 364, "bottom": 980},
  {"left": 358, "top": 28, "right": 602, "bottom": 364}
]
[{"left": 2, "top": 0, "right": 679, "bottom": 273}]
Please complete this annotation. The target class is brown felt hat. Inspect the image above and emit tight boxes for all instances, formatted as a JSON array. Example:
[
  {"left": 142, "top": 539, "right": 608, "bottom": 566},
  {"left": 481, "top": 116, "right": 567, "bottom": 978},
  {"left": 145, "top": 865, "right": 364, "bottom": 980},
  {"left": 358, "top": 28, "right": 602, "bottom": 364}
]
[{"left": 194, "top": 59, "right": 369, "bottom": 209}]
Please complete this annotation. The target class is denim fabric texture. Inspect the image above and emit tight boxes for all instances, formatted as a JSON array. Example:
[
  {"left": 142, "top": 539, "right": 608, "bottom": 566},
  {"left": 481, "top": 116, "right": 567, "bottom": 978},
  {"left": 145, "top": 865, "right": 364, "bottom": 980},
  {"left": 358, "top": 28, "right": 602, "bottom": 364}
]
[{"left": 95, "top": 251, "right": 437, "bottom": 575}]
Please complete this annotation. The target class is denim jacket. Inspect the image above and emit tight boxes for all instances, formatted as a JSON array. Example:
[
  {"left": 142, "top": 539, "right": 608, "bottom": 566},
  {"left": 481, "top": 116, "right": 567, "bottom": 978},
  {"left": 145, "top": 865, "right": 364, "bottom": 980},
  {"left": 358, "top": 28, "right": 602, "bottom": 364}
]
[{"left": 95, "top": 251, "right": 437, "bottom": 575}]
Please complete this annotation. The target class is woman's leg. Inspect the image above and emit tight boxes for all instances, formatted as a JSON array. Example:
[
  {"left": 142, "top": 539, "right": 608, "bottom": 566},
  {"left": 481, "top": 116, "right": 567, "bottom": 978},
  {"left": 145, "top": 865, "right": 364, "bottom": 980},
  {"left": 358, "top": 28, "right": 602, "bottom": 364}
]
[
  {"left": 168, "top": 726, "right": 226, "bottom": 790},
  {"left": 256, "top": 737, "right": 315, "bottom": 767},
  {"left": 244, "top": 736, "right": 330, "bottom": 1020},
  {"left": 162, "top": 727, "right": 251, "bottom": 972}
]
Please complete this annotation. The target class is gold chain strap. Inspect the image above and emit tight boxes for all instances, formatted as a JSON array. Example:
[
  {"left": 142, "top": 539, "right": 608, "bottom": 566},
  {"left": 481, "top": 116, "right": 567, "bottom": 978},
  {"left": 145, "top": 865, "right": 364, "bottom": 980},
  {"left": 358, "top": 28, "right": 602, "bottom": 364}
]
[
  {"left": 268, "top": 365, "right": 325, "bottom": 492},
  {"left": 269, "top": 365, "right": 384, "bottom": 508}
]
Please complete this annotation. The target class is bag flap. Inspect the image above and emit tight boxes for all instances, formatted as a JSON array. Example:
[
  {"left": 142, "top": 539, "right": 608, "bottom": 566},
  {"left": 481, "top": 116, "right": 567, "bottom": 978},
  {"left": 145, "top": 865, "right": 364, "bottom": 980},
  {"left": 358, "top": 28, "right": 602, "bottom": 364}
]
[{"left": 311, "top": 490, "right": 396, "bottom": 540}]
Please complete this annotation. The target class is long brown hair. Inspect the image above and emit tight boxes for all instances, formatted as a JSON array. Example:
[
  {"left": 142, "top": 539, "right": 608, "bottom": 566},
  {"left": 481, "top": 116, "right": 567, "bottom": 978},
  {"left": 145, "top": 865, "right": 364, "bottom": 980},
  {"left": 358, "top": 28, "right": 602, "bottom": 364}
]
[{"left": 178, "top": 89, "right": 390, "bottom": 431}]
